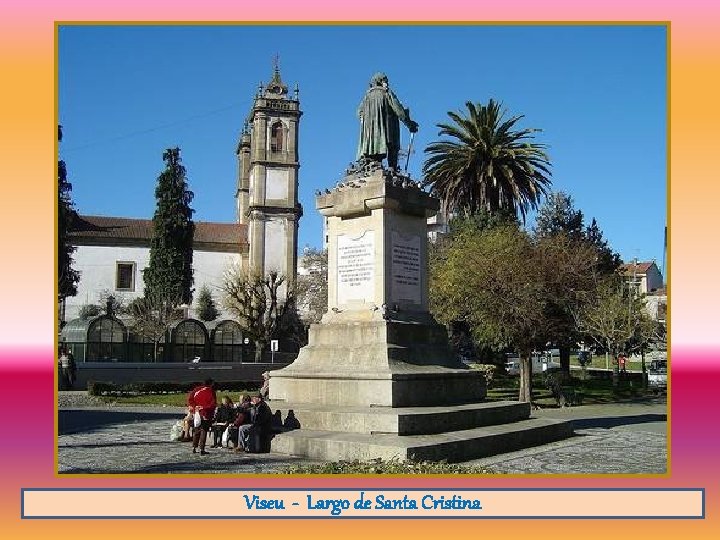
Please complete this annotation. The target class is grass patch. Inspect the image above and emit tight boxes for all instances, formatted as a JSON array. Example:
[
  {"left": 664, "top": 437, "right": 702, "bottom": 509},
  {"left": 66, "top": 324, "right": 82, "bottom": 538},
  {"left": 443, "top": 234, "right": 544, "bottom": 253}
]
[
  {"left": 96, "top": 389, "right": 258, "bottom": 407},
  {"left": 487, "top": 375, "right": 655, "bottom": 407},
  {"left": 93, "top": 373, "right": 653, "bottom": 409},
  {"left": 569, "top": 354, "right": 647, "bottom": 371},
  {"left": 576, "top": 378, "right": 650, "bottom": 404},
  {"left": 275, "top": 458, "right": 494, "bottom": 475},
  {"left": 97, "top": 393, "right": 188, "bottom": 407}
]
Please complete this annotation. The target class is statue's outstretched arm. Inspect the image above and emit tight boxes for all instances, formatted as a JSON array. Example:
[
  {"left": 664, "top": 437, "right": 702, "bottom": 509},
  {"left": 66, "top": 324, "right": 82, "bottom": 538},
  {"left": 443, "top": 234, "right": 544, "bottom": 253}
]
[{"left": 388, "top": 90, "right": 418, "bottom": 132}]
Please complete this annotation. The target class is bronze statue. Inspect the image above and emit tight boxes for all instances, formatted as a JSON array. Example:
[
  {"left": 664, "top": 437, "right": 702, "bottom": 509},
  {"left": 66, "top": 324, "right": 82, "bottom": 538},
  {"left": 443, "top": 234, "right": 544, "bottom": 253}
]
[{"left": 356, "top": 72, "right": 418, "bottom": 170}]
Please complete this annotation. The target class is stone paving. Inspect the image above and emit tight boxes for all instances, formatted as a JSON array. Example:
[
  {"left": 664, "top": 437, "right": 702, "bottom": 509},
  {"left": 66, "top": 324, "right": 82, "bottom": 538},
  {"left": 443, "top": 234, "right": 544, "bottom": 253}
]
[
  {"left": 57, "top": 394, "right": 667, "bottom": 475},
  {"left": 466, "top": 401, "right": 667, "bottom": 474},
  {"left": 58, "top": 405, "right": 315, "bottom": 474},
  {"left": 466, "top": 426, "right": 666, "bottom": 474}
]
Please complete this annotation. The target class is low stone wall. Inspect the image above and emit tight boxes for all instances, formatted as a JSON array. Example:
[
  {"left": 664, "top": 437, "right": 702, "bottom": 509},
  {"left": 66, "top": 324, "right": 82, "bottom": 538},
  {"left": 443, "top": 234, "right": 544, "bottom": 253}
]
[{"left": 71, "top": 362, "right": 292, "bottom": 389}]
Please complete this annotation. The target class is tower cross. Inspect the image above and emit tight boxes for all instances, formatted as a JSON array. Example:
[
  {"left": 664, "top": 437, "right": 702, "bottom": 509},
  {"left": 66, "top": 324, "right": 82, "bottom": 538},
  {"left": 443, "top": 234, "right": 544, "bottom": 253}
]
[{"left": 273, "top": 53, "right": 280, "bottom": 73}]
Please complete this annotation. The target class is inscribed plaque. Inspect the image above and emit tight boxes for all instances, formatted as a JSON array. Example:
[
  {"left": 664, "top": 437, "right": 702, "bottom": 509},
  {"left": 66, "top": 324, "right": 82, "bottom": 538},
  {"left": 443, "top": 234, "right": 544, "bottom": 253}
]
[
  {"left": 337, "top": 231, "right": 375, "bottom": 304},
  {"left": 391, "top": 231, "right": 421, "bottom": 304}
]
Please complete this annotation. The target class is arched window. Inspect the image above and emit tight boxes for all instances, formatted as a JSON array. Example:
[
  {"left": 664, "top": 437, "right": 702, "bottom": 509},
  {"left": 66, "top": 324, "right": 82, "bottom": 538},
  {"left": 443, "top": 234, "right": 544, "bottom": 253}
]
[
  {"left": 171, "top": 320, "right": 208, "bottom": 363},
  {"left": 86, "top": 316, "right": 126, "bottom": 362},
  {"left": 270, "top": 121, "right": 284, "bottom": 152},
  {"left": 127, "top": 330, "right": 164, "bottom": 363},
  {"left": 212, "top": 320, "right": 244, "bottom": 362}
]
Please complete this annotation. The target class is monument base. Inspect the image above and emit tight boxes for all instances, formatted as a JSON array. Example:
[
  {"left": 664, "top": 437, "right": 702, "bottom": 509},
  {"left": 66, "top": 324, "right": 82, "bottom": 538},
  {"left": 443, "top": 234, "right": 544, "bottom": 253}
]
[
  {"left": 269, "top": 320, "right": 486, "bottom": 407},
  {"left": 270, "top": 415, "right": 573, "bottom": 463},
  {"left": 268, "top": 320, "right": 573, "bottom": 462}
]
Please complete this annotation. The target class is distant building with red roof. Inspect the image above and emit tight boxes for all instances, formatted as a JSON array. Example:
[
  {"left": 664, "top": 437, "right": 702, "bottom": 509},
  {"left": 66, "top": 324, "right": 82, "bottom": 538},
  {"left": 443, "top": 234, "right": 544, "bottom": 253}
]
[
  {"left": 618, "top": 261, "right": 666, "bottom": 323},
  {"left": 618, "top": 260, "right": 664, "bottom": 295}
]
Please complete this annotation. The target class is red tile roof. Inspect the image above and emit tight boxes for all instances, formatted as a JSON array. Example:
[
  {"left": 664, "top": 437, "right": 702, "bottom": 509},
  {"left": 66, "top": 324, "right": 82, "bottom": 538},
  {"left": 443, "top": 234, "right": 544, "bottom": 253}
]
[
  {"left": 618, "top": 261, "right": 656, "bottom": 275},
  {"left": 71, "top": 215, "right": 248, "bottom": 249},
  {"left": 648, "top": 287, "right": 667, "bottom": 296}
]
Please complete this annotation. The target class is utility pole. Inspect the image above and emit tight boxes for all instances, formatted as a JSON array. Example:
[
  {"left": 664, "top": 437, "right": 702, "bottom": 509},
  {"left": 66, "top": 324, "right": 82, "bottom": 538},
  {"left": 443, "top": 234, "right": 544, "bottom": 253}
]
[
  {"left": 628, "top": 256, "right": 638, "bottom": 343},
  {"left": 662, "top": 225, "right": 667, "bottom": 286}
]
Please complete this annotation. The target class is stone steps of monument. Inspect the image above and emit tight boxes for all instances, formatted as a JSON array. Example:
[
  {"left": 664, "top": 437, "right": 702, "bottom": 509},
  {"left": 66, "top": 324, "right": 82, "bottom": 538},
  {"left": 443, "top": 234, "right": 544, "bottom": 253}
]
[
  {"left": 268, "top": 400, "right": 530, "bottom": 435},
  {"left": 270, "top": 416, "right": 573, "bottom": 463}
]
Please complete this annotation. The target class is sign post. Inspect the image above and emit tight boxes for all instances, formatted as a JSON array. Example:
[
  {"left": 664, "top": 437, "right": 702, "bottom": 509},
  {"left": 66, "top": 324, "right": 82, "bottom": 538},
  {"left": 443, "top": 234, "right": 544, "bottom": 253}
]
[{"left": 270, "top": 340, "right": 279, "bottom": 363}]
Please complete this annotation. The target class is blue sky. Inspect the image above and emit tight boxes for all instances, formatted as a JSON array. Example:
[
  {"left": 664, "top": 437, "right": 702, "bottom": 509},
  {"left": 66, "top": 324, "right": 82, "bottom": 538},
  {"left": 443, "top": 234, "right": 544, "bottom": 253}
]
[{"left": 59, "top": 24, "right": 667, "bottom": 272}]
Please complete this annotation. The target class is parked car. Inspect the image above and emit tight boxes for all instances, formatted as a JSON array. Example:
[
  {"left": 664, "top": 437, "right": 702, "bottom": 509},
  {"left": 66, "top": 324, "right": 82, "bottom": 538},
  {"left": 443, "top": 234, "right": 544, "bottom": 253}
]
[
  {"left": 648, "top": 359, "right": 667, "bottom": 393},
  {"left": 504, "top": 351, "right": 560, "bottom": 375}
]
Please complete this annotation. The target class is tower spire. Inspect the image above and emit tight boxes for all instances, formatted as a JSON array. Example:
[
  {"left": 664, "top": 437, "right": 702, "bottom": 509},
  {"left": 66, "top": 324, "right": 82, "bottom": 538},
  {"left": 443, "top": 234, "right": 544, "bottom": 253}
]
[{"left": 265, "top": 54, "right": 288, "bottom": 96}]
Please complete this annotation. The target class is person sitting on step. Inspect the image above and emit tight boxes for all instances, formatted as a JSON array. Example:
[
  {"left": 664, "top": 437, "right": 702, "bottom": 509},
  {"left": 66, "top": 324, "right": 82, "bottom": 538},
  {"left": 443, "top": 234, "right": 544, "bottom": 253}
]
[{"left": 211, "top": 396, "right": 236, "bottom": 448}]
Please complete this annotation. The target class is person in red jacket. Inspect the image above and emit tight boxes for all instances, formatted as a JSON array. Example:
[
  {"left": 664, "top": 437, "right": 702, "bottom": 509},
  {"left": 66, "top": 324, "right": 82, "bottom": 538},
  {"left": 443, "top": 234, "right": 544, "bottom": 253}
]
[{"left": 187, "top": 378, "right": 217, "bottom": 455}]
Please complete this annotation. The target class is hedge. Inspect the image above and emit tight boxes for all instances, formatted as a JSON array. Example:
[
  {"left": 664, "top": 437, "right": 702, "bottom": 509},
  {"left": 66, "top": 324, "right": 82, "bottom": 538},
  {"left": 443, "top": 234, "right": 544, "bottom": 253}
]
[{"left": 86, "top": 380, "right": 260, "bottom": 396}]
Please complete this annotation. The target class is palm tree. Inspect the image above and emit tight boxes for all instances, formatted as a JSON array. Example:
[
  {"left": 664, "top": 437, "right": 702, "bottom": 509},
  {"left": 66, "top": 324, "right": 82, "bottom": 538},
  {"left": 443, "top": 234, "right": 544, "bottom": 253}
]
[{"left": 422, "top": 99, "right": 552, "bottom": 223}]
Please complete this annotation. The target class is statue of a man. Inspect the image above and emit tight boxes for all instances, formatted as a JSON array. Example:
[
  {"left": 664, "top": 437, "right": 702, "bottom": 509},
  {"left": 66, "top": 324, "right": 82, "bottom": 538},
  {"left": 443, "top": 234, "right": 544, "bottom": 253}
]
[{"left": 356, "top": 72, "right": 418, "bottom": 170}]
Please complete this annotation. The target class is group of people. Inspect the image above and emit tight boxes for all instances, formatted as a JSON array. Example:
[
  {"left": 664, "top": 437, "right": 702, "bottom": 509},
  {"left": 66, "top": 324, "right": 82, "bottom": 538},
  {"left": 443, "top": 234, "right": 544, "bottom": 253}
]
[{"left": 180, "top": 378, "right": 273, "bottom": 456}]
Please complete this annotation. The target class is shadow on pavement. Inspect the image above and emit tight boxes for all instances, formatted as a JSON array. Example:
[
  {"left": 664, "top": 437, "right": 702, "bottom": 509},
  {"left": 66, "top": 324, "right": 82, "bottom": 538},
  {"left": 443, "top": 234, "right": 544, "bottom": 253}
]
[
  {"left": 60, "top": 455, "right": 305, "bottom": 474},
  {"left": 59, "top": 409, "right": 181, "bottom": 434},
  {"left": 570, "top": 413, "right": 667, "bottom": 430},
  {"left": 59, "top": 440, "right": 181, "bottom": 449}
]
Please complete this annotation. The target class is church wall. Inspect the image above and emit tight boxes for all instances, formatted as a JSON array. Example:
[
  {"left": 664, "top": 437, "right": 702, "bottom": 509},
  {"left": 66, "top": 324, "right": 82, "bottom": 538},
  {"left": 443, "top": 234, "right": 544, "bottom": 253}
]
[
  {"left": 191, "top": 249, "right": 242, "bottom": 316},
  {"left": 66, "top": 245, "right": 150, "bottom": 320},
  {"left": 65, "top": 244, "right": 241, "bottom": 321}
]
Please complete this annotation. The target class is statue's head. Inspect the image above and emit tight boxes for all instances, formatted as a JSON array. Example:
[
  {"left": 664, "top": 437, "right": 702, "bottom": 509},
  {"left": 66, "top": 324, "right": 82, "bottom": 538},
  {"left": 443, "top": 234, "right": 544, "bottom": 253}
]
[{"left": 370, "top": 72, "right": 388, "bottom": 88}]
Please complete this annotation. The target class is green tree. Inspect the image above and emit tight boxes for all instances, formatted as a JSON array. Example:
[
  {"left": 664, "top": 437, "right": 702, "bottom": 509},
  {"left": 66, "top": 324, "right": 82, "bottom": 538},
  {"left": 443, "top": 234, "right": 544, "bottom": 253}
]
[
  {"left": 573, "top": 277, "right": 651, "bottom": 370},
  {"left": 58, "top": 125, "right": 80, "bottom": 302},
  {"left": 534, "top": 192, "right": 621, "bottom": 275},
  {"left": 534, "top": 191, "right": 584, "bottom": 240},
  {"left": 430, "top": 225, "right": 547, "bottom": 402},
  {"left": 449, "top": 208, "right": 519, "bottom": 236},
  {"left": 422, "top": 99, "right": 552, "bottom": 223},
  {"left": 221, "top": 266, "right": 295, "bottom": 363},
  {"left": 195, "top": 285, "right": 219, "bottom": 322},
  {"left": 143, "top": 148, "right": 195, "bottom": 311},
  {"left": 128, "top": 295, "right": 183, "bottom": 362},
  {"left": 585, "top": 217, "right": 622, "bottom": 275},
  {"left": 78, "top": 290, "right": 125, "bottom": 320},
  {"left": 534, "top": 192, "right": 595, "bottom": 373},
  {"left": 78, "top": 303, "right": 101, "bottom": 320},
  {"left": 430, "top": 209, "right": 519, "bottom": 363},
  {"left": 296, "top": 248, "right": 328, "bottom": 324},
  {"left": 98, "top": 289, "right": 126, "bottom": 316},
  {"left": 534, "top": 232, "right": 601, "bottom": 374}
]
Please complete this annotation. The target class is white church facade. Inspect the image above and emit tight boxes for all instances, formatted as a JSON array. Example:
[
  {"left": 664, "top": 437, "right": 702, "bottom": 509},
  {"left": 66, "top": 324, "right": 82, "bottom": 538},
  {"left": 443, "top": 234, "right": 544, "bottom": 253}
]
[{"left": 65, "top": 217, "right": 246, "bottom": 321}]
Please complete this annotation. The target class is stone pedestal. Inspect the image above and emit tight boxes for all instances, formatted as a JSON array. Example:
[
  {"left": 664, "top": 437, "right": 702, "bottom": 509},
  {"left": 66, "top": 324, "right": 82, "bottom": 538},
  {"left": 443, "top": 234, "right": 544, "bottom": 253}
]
[
  {"left": 270, "top": 320, "right": 486, "bottom": 408},
  {"left": 269, "top": 167, "right": 571, "bottom": 462}
]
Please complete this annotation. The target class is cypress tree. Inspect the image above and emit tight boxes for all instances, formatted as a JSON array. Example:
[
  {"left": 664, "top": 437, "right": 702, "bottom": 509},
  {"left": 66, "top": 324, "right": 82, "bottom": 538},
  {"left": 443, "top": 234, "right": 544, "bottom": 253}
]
[
  {"left": 196, "top": 285, "right": 219, "bottom": 322},
  {"left": 143, "top": 147, "right": 195, "bottom": 308}
]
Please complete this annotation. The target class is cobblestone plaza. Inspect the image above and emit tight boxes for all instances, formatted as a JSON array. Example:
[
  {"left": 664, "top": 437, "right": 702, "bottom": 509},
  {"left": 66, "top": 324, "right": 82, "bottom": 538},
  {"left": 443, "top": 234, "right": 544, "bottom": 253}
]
[{"left": 58, "top": 393, "right": 666, "bottom": 475}]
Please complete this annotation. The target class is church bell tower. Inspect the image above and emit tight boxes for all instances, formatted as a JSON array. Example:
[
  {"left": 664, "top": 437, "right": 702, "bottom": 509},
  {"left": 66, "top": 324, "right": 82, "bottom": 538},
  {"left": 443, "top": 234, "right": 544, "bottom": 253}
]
[{"left": 235, "top": 61, "right": 302, "bottom": 289}]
